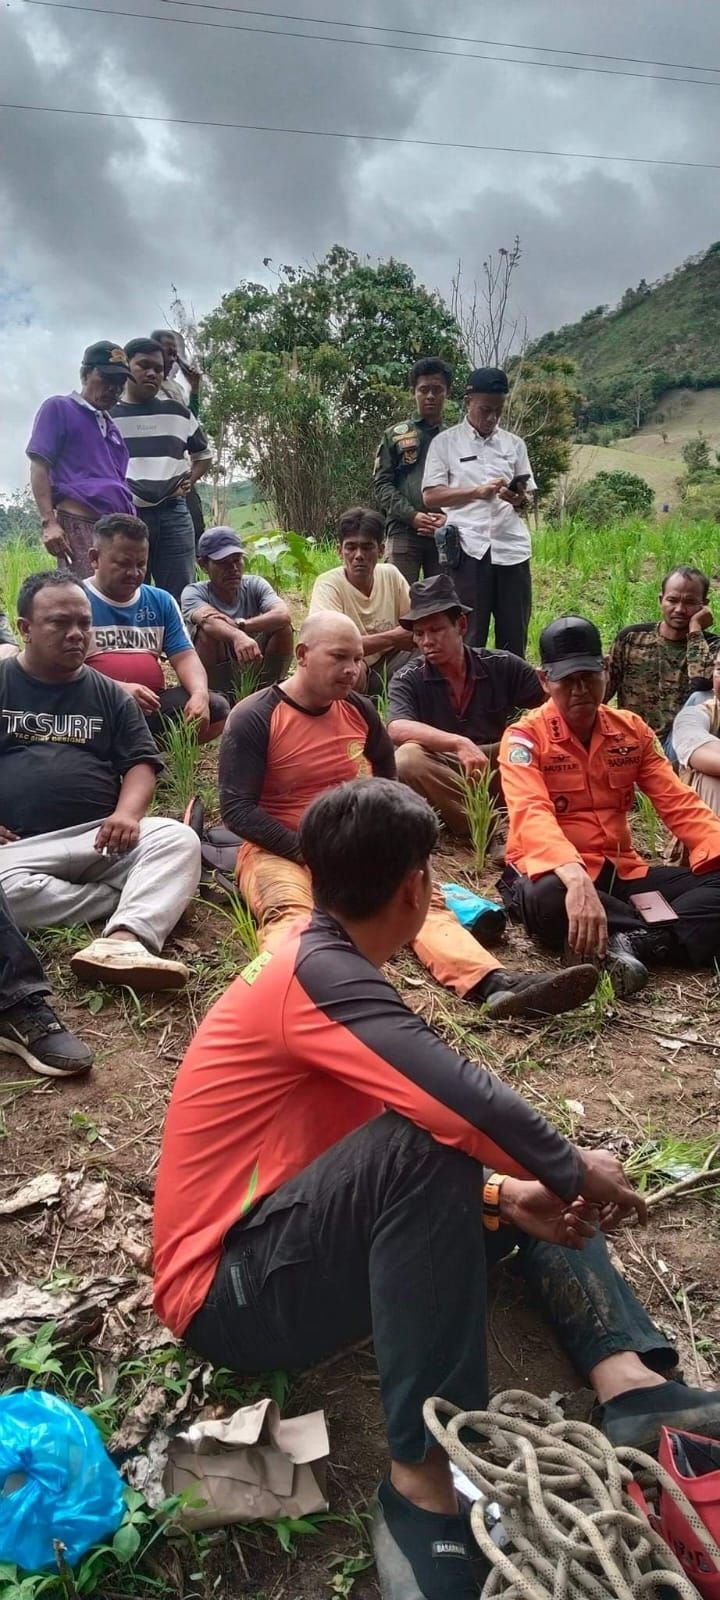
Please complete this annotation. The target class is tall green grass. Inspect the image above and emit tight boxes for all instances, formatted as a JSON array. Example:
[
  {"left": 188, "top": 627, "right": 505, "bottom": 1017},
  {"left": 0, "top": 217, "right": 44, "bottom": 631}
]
[
  {"left": 1, "top": 513, "right": 717, "bottom": 666},
  {"left": 0, "top": 537, "right": 53, "bottom": 631}
]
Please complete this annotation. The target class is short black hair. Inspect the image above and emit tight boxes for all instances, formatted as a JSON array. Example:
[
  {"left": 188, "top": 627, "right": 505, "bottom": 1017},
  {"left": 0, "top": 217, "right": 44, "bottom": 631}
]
[
  {"left": 660, "top": 566, "right": 710, "bottom": 601},
  {"left": 17, "top": 569, "right": 87, "bottom": 620},
  {"left": 150, "top": 328, "right": 176, "bottom": 343},
  {"left": 299, "top": 778, "right": 439, "bottom": 920},
  {"left": 337, "top": 507, "right": 385, "bottom": 547},
  {"left": 94, "top": 514, "right": 149, "bottom": 544},
  {"left": 409, "top": 357, "right": 453, "bottom": 393},
  {"left": 124, "top": 337, "right": 164, "bottom": 362}
]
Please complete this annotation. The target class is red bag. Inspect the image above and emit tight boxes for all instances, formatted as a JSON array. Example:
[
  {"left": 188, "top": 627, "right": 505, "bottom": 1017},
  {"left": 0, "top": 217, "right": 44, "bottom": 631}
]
[{"left": 657, "top": 1426, "right": 720, "bottom": 1598}]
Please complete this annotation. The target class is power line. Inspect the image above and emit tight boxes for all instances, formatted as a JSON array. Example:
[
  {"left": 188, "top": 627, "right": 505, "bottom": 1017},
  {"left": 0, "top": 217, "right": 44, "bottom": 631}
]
[
  {"left": 2, "top": 100, "right": 720, "bottom": 171},
  {"left": 150, "top": 2, "right": 720, "bottom": 77},
  {"left": 18, "top": 0, "right": 720, "bottom": 89}
]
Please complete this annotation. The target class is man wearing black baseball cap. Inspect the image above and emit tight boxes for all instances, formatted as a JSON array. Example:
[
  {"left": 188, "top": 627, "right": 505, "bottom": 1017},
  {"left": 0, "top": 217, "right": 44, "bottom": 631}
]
[
  {"left": 27, "top": 342, "right": 135, "bottom": 578},
  {"left": 421, "top": 367, "right": 536, "bottom": 657},
  {"left": 388, "top": 574, "right": 544, "bottom": 835},
  {"left": 498, "top": 614, "right": 720, "bottom": 995}
]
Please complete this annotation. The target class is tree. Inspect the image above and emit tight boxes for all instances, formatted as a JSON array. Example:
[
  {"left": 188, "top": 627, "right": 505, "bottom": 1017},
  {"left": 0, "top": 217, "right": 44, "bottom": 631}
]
[
  {"left": 449, "top": 237, "right": 526, "bottom": 369},
  {"left": 198, "top": 248, "right": 467, "bottom": 536},
  {"left": 681, "top": 431, "right": 712, "bottom": 478},
  {"left": 505, "top": 354, "right": 582, "bottom": 501}
]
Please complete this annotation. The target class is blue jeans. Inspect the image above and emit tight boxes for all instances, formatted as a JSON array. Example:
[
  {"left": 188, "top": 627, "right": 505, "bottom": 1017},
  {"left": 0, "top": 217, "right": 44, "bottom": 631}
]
[
  {"left": 139, "top": 498, "right": 196, "bottom": 603},
  {"left": 186, "top": 1112, "right": 675, "bottom": 1462},
  {"left": 0, "top": 885, "right": 49, "bottom": 1011}
]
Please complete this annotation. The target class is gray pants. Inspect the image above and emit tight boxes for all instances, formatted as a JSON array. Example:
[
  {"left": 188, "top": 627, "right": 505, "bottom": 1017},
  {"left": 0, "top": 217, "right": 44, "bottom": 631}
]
[{"left": 0, "top": 818, "right": 201, "bottom": 953}]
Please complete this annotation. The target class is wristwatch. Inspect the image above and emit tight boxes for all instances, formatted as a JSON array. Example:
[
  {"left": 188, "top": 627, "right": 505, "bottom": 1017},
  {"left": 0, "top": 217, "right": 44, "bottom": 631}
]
[{"left": 482, "top": 1172, "right": 509, "bottom": 1231}]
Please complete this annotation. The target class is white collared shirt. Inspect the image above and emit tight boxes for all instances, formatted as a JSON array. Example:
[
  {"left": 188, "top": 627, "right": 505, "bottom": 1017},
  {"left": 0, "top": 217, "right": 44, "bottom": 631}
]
[
  {"left": 422, "top": 417, "right": 536, "bottom": 565},
  {"left": 71, "top": 390, "right": 108, "bottom": 436}
]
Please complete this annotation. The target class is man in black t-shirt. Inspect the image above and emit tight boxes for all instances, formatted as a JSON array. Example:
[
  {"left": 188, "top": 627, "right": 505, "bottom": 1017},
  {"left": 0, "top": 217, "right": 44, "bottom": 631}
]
[
  {"left": 388, "top": 575, "right": 545, "bottom": 835},
  {"left": 0, "top": 571, "right": 201, "bottom": 991}
]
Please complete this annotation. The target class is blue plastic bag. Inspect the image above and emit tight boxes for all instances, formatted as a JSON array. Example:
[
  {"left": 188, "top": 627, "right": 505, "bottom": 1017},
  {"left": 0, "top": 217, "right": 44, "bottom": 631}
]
[
  {"left": 440, "top": 882, "right": 507, "bottom": 946},
  {"left": 0, "top": 1390, "right": 126, "bottom": 1571}
]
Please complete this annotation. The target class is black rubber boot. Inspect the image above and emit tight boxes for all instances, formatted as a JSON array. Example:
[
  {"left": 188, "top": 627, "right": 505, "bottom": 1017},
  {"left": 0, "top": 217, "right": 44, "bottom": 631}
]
[
  {"left": 604, "top": 932, "right": 649, "bottom": 998},
  {"left": 372, "top": 1480, "right": 486, "bottom": 1599},
  {"left": 600, "top": 1379, "right": 720, "bottom": 1455},
  {"left": 472, "top": 964, "right": 598, "bottom": 1019}
]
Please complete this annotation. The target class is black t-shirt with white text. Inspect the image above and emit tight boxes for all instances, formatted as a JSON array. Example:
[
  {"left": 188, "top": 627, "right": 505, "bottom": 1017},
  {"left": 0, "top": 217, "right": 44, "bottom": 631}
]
[{"left": 0, "top": 658, "right": 163, "bottom": 837}]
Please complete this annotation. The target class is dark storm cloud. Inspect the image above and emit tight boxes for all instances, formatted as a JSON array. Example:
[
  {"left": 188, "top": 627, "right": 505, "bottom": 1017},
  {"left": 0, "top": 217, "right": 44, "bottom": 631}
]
[{"left": 1, "top": 0, "right": 719, "bottom": 485}]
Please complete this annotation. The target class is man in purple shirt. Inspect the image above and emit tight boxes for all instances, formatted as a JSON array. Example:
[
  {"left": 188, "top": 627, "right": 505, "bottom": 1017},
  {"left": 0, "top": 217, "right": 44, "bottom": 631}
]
[{"left": 26, "top": 341, "right": 135, "bottom": 579}]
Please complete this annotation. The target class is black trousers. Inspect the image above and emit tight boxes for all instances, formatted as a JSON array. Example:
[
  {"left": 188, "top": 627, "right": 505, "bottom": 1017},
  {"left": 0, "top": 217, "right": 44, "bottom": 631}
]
[
  {"left": 186, "top": 1112, "right": 674, "bottom": 1463},
  {"left": 454, "top": 548, "right": 532, "bottom": 657},
  {"left": 0, "top": 884, "right": 49, "bottom": 1012},
  {"left": 145, "top": 685, "right": 230, "bottom": 740},
  {"left": 500, "top": 860, "right": 720, "bottom": 968},
  {"left": 389, "top": 534, "right": 441, "bottom": 585}
]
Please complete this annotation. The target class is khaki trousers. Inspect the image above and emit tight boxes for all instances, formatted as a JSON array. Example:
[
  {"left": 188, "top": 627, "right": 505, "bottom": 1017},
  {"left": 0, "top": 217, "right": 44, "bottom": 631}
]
[
  {"left": 236, "top": 842, "right": 501, "bottom": 999},
  {"left": 395, "top": 742, "right": 501, "bottom": 838}
]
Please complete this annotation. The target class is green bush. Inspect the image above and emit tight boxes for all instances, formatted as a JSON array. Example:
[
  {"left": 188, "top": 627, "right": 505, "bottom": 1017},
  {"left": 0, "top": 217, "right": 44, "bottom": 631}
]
[{"left": 572, "top": 471, "right": 654, "bottom": 527}]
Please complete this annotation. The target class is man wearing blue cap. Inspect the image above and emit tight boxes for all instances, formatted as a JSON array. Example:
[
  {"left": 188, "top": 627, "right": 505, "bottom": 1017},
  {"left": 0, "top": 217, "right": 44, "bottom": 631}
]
[
  {"left": 422, "top": 368, "right": 535, "bottom": 657},
  {"left": 181, "top": 527, "right": 293, "bottom": 695}
]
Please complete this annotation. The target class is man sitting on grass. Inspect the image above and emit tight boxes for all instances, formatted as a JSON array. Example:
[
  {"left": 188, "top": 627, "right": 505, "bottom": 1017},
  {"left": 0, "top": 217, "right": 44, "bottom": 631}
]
[
  {"left": 154, "top": 778, "right": 720, "bottom": 1600},
  {"left": 216, "top": 610, "right": 598, "bottom": 1020},
  {"left": 499, "top": 614, "right": 720, "bottom": 999},
  {"left": 606, "top": 565, "right": 718, "bottom": 760},
  {"left": 388, "top": 573, "right": 544, "bottom": 836},
  {"left": 674, "top": 644, "right": 720, "bottom": 817},
  {"left": 308, "top": 507, "right": 414, "bottom": 697},
  {"left": 0, "top": 570, "right": 200, "bottom": 991},
  {"left": 84, "top": 513, "right": 228, "bottom": 743},
  {"left": 181, "top": 526, "right": 293, "bottom": 696}
]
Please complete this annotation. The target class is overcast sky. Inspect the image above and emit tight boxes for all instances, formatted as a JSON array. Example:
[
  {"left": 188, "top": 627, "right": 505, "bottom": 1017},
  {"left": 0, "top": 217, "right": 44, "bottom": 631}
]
[{"left": 2, "top": 0, "right": 719, "bottom": 492}]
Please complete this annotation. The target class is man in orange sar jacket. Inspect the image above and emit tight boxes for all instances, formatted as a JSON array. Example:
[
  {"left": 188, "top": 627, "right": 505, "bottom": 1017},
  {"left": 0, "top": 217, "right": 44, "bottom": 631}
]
[{"left": 498, "top": 615, "right": 720, "bottom": 996}]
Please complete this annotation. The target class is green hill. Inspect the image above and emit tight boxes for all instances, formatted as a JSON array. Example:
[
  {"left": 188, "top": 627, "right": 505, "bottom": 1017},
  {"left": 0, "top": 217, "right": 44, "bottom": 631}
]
[{"left": 528, "top": 241, "right": 720, "bottom": 430}]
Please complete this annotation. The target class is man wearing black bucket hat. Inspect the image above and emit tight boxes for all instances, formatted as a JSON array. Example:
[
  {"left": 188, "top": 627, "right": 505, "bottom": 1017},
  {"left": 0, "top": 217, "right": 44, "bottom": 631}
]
[
  {"left": 388, "top": 574, "right": 544, "bottom": 836},
  {"left": 498, "top": 614, "right": 720, "bottom": 997},
  {"left": 421, "top": 368, "right": 535, "bottom": 657}
]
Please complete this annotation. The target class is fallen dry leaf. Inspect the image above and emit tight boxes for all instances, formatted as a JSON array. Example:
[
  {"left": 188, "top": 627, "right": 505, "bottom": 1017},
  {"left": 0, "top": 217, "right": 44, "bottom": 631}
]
[{"left": 0, "top": 1171, "right": 61, "bottom": 1217}]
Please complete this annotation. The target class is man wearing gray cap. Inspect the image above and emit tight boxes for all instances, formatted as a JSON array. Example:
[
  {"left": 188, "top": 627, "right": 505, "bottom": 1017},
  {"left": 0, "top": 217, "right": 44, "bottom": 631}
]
[
  {"left": 422, "top": 367, "right": 535, "bottom": 657},
  {"left": 181, "top": 527, "right": 293, "bottom": 695}
]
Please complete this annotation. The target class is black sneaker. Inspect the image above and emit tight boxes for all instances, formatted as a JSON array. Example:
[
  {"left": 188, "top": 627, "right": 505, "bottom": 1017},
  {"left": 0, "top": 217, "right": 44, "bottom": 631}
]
[
  {"left": 604, "top": 933, "right": 649, "bottom": 999},
  {"left": 372, "top": 1479, "right": 485, "bottom": 1599},
  {"left": 600, "top": 1379, "right": 720, "bottom": 1456},
  {"left": 0, "top": 995, "right": 93, "bottom": 1078},
  {"left": 473, "top": 964, "right": 598, "bottom": 1019}
]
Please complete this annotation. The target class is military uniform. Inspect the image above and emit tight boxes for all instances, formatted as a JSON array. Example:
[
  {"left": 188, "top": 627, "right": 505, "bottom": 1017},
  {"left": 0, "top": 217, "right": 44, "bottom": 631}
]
[
  {"left": 497, "top": 699, "right": 720, "bottom": 968},
  {"left": 606, "top": 621, "right": 719, "bottom": 748},
  {"left": 372, "top": 416, "right": 443, "bottom": 584}
]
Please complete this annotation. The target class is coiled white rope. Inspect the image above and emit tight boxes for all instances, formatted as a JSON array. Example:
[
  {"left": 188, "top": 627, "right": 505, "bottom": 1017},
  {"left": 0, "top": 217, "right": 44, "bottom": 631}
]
[{"left": 424, "top": 1390, "right": 720, "bottom": 1598}]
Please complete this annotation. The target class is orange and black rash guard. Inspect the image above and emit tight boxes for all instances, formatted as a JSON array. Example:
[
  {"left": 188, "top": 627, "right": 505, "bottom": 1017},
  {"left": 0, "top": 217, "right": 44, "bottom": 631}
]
[
  {"left": 153, "top": 912, "right": 584, "bottom": 1336},
  {"left": 218, "top": 685, "right": 396, "bottom": 858}
]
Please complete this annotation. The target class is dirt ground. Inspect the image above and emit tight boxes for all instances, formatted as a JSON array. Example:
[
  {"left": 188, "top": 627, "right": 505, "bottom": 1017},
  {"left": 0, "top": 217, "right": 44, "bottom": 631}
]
[{"left": 1, "top": 821, "right": 719, "bottom": 1599}]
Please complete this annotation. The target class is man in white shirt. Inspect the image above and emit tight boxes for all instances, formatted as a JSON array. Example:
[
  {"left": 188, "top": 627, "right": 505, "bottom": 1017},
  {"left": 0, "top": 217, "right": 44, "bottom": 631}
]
[
  {"left": 422, "top": 367, "right": 536, "bottom": 657},
  {"left": 308, "top": 507, "right": 413, "bottom": 696}
]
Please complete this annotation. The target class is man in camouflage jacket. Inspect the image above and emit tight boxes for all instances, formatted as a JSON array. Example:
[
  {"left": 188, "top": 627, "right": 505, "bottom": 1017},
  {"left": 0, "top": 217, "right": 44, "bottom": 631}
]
[{"left": 372, "top": 357, "right": 453, "bottom": 584}]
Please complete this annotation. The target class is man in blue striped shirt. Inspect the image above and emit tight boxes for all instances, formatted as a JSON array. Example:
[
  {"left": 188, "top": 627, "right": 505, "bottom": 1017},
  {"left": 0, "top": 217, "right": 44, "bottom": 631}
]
[{"left": 112, "top": 338, "right": 212, "bottom": 602}]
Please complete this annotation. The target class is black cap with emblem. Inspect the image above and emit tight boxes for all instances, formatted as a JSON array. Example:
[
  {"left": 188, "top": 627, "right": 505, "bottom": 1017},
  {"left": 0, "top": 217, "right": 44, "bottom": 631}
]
[{"left": 540, "top": 616, "right": 605, "bottom": 681}]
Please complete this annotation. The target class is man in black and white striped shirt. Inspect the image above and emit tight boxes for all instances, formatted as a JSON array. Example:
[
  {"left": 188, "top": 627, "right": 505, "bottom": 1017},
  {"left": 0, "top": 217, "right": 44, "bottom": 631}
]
[{"left": 112, "top": 338, "right": 212, "bottom": 602}]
